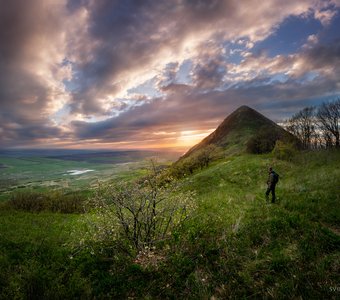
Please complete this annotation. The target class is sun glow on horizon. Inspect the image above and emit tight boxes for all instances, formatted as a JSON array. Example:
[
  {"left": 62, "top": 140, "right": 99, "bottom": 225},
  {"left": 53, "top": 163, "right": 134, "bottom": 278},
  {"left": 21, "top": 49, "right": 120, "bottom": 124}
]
[
  {"left": 11, "top": 128, "right": 215, "bottom": 153},
  {"left": 176, "top": 129, "right": 214, "bottom": 147}
]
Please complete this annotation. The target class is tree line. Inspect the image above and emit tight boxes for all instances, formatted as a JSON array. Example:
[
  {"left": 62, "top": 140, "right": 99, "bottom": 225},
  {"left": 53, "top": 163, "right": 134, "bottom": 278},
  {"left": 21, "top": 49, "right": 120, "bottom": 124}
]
[{"left": 284, "top": 98, "right": 340, "bottom": 149}]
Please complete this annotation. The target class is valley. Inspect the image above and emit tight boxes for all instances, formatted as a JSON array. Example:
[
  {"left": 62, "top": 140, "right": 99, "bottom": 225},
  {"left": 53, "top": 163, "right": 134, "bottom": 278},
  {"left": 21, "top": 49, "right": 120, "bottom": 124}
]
[{"left": 0, "top": 150, "right": 180, "bottom": 200}]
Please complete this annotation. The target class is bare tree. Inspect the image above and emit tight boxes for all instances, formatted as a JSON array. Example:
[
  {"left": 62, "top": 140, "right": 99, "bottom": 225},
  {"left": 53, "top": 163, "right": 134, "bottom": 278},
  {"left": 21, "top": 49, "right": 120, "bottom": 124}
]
[
  {"left": 317, "top": 99, "right": 340, "bottom": 148},
  {"left": 90, "top": 165, "right": 196, "bottom": 252},
  {"left": 286, "top": 106, "right": 316, "bottom": 149}
]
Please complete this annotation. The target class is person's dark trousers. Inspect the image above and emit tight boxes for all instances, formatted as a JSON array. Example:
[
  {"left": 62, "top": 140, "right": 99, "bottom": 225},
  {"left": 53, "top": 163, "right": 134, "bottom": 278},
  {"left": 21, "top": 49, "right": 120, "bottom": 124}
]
[{"left": 266, "top": 184, "right": 276, "bottom": 203}]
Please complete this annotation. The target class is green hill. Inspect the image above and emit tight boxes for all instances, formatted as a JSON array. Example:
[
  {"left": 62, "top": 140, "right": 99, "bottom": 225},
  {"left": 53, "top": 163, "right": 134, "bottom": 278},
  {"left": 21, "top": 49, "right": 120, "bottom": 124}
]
[{"left": 181, "top": 105, "right": 297, "bottom": 159}]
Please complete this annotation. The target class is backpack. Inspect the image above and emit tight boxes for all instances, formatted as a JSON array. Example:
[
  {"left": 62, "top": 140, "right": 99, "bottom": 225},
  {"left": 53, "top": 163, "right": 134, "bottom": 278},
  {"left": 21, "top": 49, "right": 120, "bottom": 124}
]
[{"left": 272, "top": 171, "right": 279, "bottom": 184}]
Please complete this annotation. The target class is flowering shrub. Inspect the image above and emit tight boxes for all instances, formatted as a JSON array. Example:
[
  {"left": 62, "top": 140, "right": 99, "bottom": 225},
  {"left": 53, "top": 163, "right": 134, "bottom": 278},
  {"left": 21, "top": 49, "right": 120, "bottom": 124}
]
[{"left": 85, "top": 167, "right": 196, "bottom": 253}]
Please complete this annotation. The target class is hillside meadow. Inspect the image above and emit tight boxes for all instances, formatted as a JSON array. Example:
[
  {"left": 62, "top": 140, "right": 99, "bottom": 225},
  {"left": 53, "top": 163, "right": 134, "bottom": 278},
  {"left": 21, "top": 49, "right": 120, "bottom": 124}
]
[{"left": 0, "top": 150, "right": 339, "bottom": 299}]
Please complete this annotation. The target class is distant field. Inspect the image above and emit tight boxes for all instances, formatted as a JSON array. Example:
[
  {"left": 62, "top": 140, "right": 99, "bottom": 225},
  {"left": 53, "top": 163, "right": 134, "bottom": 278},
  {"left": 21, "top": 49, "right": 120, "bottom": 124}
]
[{"left": 0, "top": 149, "right": 180, "bottom": 200}]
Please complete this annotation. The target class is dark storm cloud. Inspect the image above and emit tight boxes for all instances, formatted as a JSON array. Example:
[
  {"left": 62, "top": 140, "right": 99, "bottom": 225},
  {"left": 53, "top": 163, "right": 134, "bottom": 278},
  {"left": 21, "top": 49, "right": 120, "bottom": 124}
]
[
  {"left": 157, "top": 63, "right": 180, "bottom": 88},
  {"left": 0, "top": 117, "right": 64, "bottom": 148},
  {"left": 67, "top": 0, "right": 177, "bottom": 115},
  {"left": 0, "top": 0, "right": 246, "bottom": 147},
  {"left": 71, "top": 44, "right": 340, "bottom": 144},
  {"left": 64, "top": 0, "right": 246, "bottom": 116},
  {"left": 193, "top": 58, "right": 227, "bottom": 89},
  {"left": 71, "top": 89, "right": 228, "bottom": 142},
  {"left": 302, "top": 39, "right": 340, "bottom": 72},
  {"left": 0, "top": 0, "right": 67, "bottom": 147},
  {"left": 65, "top": 0, "right": 326, "bottom": 118},
  {"left": 1, "top": 0, "right": 339, "bottom": 148}
]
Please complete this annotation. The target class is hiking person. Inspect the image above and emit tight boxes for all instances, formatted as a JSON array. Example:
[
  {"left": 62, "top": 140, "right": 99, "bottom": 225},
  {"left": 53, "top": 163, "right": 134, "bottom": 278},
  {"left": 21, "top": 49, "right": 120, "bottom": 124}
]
[{"left": 266, "top": 167, "right": 279, "bottom": 203}]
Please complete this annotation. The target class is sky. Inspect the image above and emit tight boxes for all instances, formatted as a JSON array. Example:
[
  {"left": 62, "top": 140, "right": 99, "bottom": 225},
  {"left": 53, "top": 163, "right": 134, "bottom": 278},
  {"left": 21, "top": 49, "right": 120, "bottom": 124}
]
[{"left": 0, "top": 0, "right": 340, "bottom": 151}]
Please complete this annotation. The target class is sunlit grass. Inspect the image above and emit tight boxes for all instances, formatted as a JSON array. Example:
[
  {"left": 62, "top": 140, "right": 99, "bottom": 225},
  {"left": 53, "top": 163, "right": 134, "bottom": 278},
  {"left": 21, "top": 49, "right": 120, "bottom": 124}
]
[{"left": 0, "top": 150, "right": 339, "bottom": 298}]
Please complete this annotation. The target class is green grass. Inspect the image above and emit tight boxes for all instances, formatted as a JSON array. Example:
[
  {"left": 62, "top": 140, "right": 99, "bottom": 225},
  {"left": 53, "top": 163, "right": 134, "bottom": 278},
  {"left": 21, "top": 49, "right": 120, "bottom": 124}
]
[
  {"left": 168, "top": 150, "right": 340, "bottom": 298},
  {"left": 0, "top": 150, "right": 339, "bottom": 299},
  {"left": 0, "top": 211, "right": 92, "bottom": 299}
]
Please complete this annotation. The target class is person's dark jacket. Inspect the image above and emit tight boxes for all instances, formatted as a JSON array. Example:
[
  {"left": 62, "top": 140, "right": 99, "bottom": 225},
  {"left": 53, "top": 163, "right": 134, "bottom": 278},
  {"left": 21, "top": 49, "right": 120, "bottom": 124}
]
[{"left": 267, "top": 171, "right": 276, "bottom": 186}]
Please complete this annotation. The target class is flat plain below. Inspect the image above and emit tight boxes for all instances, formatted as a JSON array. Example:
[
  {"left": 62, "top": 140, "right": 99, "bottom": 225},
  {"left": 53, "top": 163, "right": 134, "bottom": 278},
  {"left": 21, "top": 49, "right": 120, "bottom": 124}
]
[{"left": 0, "top": 149, "right": 180, "bottom": 200}]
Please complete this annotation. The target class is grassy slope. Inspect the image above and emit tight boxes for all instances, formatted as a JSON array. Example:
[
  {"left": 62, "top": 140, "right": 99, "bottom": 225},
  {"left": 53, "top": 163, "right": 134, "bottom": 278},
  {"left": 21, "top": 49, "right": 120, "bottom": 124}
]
[
  {"left": 0, "top": 211, "right": 91, "bottom": 299},
  {"left": 118, "top": 150, "right": 340, "bottom": 299},
  {"left": 0, "top": 150, "right": 339, "bottom": 299},
  {"left": 169, "top": 150, "right": 340, "bottom": 299}
]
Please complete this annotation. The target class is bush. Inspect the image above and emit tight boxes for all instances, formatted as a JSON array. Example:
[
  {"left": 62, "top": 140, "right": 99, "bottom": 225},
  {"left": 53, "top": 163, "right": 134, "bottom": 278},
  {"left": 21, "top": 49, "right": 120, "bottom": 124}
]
[
  {"left": 8, "top": 190, "right": 87, "bottom": 213},
  {"left": 272, "top": 141, "right": 297, "bottom": 161},
  {"left": 246, "top": 128, "right": 281, "bottom": 154},
  {"left": 87, "top": 169, "right": 196, "bottom": 252},
  {"left": 170, "top": 145, "right": 223, "bottom": 178},
  {"left": 247, "top": 127, "right": 299, "bottom": 154}
]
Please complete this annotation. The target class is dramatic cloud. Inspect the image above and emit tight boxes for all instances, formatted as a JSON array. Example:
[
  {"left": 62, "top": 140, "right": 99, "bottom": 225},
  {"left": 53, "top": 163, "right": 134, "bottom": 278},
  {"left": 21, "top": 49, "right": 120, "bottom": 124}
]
[
  {"left": 64, "top": 0, "right": 325, "bottom": 117},
  {"left": 0, "top": 0, "right": 74, "bottom": 145},
  {"left": 0, "top": 0, "right": 339, "bottom": 149}
]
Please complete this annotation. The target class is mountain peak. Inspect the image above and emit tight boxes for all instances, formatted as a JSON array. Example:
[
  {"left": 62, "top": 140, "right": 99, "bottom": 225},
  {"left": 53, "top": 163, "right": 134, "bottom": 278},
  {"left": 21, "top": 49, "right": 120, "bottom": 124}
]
[
  {"left": 180, "top": 105, "right": 292, "bottom": 159},
  {"left": 235, "top": 105, "right": 252, "bottom": 111}
]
